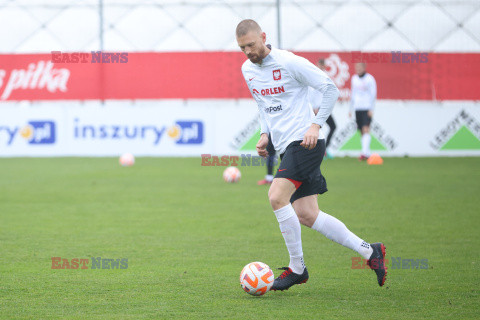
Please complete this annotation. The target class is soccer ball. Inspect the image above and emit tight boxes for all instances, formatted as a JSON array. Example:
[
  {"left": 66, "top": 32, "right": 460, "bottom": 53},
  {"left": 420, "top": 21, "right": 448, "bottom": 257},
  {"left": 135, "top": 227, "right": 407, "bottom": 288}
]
[
  {"left": 223, "top": 166, "right": 241, "bottom": 183},
  {"left": 240, "top": 262, "right": 274, "bottom": 296},
  {"left": 119, "top": 153, "right": 135, "bottom": 167}
]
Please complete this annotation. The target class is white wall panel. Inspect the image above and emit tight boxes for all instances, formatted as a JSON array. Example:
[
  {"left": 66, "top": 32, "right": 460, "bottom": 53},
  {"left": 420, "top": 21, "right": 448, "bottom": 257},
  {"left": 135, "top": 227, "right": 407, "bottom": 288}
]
[{"left": 1, "top": 0, "right": 478, "bottom": 53}]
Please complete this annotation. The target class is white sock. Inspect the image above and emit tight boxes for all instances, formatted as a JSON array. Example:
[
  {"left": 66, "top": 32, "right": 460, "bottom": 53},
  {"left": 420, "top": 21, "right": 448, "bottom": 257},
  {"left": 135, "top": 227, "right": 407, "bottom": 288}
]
[
  {"left": 274, "top": 204, "right": 305, "bottom": 274},
  {"left": 265, "top": 174, "right": 274, "bottom": 182},
  {"left": 312, "top": 210, "right": 373, "bottom": 259},
  {"left": 361, "top": 133, "right": 371, "bottom": 157}
]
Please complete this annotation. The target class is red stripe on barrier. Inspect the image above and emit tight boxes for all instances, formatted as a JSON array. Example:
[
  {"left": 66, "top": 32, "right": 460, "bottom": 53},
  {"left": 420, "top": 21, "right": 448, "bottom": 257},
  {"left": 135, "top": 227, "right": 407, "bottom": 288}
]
[{"left": 0, "top": 52, "right": 478, "bottom": 101}]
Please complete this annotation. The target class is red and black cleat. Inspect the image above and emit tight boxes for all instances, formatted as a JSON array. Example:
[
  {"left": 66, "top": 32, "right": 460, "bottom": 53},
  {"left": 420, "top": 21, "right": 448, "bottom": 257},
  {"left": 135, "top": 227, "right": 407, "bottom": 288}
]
[
  {"left": 271, "top": 267, "right": 309, "bottom": 291},
  {"left": 367, "top": 243, "right": 387, "bottom": 287},
  {"left": 358, "top": 154, "right": 369, "bottom": 161}
]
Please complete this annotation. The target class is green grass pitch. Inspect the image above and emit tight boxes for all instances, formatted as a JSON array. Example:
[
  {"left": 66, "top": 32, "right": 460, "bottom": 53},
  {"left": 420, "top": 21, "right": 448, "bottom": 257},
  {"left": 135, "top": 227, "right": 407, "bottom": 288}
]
[{"left": 0, "top": 157, "right": 479, "bottom": 319}]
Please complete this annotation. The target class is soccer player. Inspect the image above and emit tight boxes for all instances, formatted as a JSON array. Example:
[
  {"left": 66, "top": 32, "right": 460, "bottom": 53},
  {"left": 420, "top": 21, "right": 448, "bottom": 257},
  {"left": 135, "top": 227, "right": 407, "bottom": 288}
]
[
  {"left": 350, "top": 62, "right": 377, "bottom": 161},
  {"left": 258, "top": 59, "right": 336, "bottom": 186},
  {"left": 309, "top": 58, "right": 336, "bottom": 158},
  {"left": 236, "top": 19, "right": 386, "bottom": 291}
]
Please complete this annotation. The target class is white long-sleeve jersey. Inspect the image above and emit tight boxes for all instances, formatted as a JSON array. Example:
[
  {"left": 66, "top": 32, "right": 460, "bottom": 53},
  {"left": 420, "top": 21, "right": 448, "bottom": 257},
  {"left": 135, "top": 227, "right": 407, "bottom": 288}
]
[
  {"left": 241, "top": 47, "right": 339, "bottom": 154},
  {"left": 308, "top": 86, "right": 323, "bottom": 111},
  {"left": 350, "top": 73, "right": 376, "bottom": 111}
]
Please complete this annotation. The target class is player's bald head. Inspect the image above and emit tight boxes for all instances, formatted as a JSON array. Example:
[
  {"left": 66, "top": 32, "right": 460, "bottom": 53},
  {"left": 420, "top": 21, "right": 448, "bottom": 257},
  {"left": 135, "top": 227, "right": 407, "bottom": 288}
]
[
  {"left": 236, "top": 19, "right": 269, "bottom": 64},
  {"left": 236, "top": 19, "right": 262, "bottom": 38}
]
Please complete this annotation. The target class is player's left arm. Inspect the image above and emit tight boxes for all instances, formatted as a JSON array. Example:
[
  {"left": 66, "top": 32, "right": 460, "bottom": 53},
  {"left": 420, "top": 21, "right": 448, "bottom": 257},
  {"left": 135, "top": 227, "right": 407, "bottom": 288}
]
[
  {"left": 285, "top": 55, "right": 339, "bottom": 149},
  {"left": 349, "top": 76, "right": 356, "bottom": 118}
]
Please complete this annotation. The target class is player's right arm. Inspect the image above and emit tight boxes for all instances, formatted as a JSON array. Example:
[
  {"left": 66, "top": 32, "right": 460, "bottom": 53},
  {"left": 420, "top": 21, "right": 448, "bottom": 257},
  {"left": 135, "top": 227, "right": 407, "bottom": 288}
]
[
  {"left": 256, "top": 110, "right": 270, "bottom": 157},
  {"left": 242, "top": 63, "right": 269, "bottom": 157},
  {"left": 256, "top": 133, "right": 269, "bottom": 157}
]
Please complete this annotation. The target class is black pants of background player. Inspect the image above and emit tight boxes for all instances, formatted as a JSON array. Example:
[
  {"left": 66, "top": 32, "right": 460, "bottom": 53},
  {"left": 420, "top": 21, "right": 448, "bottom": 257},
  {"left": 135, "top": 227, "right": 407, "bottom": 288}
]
[
  {"left": 325, "top": 115, "right": 336, "bottom": 149},
  {"left": 355, "top": 110, "right": 372, "bottom": 130},
  {"left": 266, "top": 134, "right": 276, "bottom": 176}
]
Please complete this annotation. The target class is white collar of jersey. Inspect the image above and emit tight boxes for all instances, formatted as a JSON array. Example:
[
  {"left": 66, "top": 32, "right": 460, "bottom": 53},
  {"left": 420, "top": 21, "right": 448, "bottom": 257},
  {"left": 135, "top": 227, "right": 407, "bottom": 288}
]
[{"left": 255, "top": 46, "right": 275, "bottom": 66}]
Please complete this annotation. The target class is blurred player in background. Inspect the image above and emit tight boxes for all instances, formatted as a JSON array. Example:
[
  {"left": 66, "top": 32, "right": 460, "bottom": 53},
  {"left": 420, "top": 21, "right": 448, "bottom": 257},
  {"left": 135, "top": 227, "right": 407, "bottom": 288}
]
[
  {"left": 257, "top": 134, "right": 276, "bottom": 185},
  {"left": 350, "top": 62, "right": 377, "bottom": 160},
  {"left": 309, "top": 58, "right": 336, "bottom": 159},
  {"left": 237, "top": 19, "right": 387, "bottom": 291}
]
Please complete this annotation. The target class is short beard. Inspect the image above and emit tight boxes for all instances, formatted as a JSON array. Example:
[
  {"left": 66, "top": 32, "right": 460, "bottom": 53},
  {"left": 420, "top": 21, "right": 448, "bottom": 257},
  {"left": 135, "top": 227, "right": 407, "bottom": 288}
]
[{"left": 249, "top": 46, "right": 267, "bottom": 63}]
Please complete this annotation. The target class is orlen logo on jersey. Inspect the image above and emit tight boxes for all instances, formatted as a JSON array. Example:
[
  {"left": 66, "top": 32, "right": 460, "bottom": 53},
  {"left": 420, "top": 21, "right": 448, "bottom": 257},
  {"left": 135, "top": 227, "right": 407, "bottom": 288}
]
[
  {"left": 264, "top": 105, "right": 283, "bottom": 113},
  {"left": 253, "top": 86, "right": 285, "bottom": 96},
  {"left": 0, "top": 120, "right": 56, "bottom": 145},
  {"left": 166, "top": 121, "right": 203, "bottom": 144}
]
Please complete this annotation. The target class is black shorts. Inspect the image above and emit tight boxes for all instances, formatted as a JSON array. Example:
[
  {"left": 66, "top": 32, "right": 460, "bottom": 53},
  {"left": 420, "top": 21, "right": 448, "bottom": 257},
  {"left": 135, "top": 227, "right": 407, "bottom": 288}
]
[
  {"left": 355, "top": 110, "right": 372, "bottom": 129},
  {"left": 275, "top": 139, "right": 328, "bottom": 203}
]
